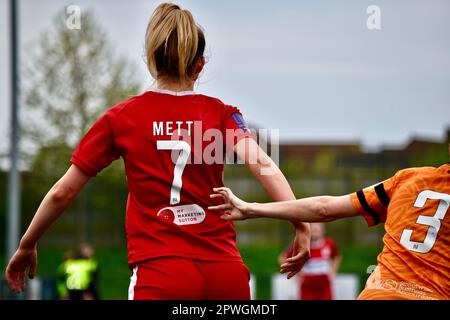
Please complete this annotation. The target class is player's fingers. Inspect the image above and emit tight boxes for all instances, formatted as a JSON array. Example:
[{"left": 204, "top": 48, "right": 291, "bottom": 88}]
[
  {"left": 281, "top": 252, "right": 308, "bottom": 272},
  {"left": 208, "top": 204, "right": 231, "bottom": 211},
  {"left": 29, "top": 260, "right": 37, "bottom": 279},
  {"left": 286, "top": 250, "right": 309, "bottom": 263},
  {"left": 5, "top": 271, "right": 17, "bottom": 292},
  {"left": 5, "top": 264, "right": 19, "bottom": 291},
  {"left": 209, "top": 193, "right": 224, "bottom": 200},
  {"left": 280, "top": 260, "right": 295, "bottom": 269},
  {"left": 280, "top": 267, "right": 294, "bottom": 276},
  {"left": 8, "top": 270, "right": 25, "bottom": 293},
  {"left": 280, "top": 261, "right": 294, "bottom": 269},
  {"left": 214, "top": 188, "right": 234, "bottom": 200},
  {"left": 287, "top": 270, "right": 299, "bottom": 279},
  {"left": 285, "top": 255, "right": 302, "bottom": 263},
  {"left": 221, "top": 213, "right": 243, "bottom": 221},
  {"left": 280, "top": 262, "right": 298, "bottom": 274},
  {"left": 280, "top": 261, "right": 298, "bottom": 273},
  {"left": 215, "top": 190, "right": 230, "bottom": 199},
  {"left": 213, "top": 187, "right": 230, "bottom": 193},
  {"left": 18, "top": 270, "right": 26, "bottom": 292}
]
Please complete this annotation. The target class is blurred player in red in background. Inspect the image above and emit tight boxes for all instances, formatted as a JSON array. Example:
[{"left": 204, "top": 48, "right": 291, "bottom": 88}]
[
  {"left": 5, "top": 3, "right": 310, "bottom": 300},
  {"left": 210, "top": 144, "right": 450, "bottom": 300},
  {"left": 279, "top": 223, "right": 340, "bottom": 300}
]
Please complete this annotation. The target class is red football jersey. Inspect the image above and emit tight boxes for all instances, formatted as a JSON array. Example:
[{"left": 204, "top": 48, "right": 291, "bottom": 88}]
[
  {"left": 71, "top": 90, "right": 251, "bottom": 266},
  {"left": 301, "top": 238, "right": 339, "bottom": 277}
]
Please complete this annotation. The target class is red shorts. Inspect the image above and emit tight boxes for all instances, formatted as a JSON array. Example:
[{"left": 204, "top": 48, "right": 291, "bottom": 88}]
[{"left": 128, "top": 257, "right": 251, "bottom": 300}]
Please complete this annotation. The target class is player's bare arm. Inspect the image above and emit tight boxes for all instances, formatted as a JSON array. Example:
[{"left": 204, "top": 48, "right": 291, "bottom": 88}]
[
  {"left": 5, "top": 165, "right": 90, "bottom": 293},
  {"left": 209, "top": 187, "right": 359, "bottom": 223}
]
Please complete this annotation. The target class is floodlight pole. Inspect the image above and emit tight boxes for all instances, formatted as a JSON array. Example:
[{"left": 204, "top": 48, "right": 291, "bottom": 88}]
[{"left": 6, "top": 0, "right": 21, "bottom": 261}]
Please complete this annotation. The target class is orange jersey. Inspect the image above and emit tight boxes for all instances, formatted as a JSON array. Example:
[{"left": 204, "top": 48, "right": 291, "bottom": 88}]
[{"left": 350, "top": 163, "right": 450, "bottom": 300}]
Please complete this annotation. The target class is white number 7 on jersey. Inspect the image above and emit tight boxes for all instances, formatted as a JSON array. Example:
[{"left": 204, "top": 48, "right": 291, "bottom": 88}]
[{"left": 157, "top": 140, "right": 191, "bottom": 205}]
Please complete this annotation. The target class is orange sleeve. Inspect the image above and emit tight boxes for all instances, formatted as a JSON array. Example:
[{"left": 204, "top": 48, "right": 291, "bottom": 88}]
[{"left": 350, "top": 174, "right": 398, "bottom": 227}]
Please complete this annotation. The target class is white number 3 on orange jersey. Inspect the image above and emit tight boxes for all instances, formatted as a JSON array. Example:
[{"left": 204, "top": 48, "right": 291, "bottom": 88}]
[{"left": 400, "top": 190, "right": 450, "bottom": 254}]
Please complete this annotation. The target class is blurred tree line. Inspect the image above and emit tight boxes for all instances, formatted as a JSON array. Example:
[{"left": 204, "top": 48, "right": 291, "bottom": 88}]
[{"left": 1, "top": 10, "right": 140, "bottom": 254}]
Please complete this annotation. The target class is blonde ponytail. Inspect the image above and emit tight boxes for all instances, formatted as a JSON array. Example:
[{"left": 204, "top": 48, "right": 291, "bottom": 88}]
[{"left": 145, "top": 3, "right": 205, "bottom": 82}]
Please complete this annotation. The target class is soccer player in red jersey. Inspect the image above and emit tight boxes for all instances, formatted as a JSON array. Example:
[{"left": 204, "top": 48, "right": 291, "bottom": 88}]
[
  {"left": 280, "top": 223, "right": 340, "bottom": 300},
  {"left": 210, "top": 144, "right": 450, "bottom": 300},
  {"left": 5, "top": 3, "right": 310, "bottom": 299}
]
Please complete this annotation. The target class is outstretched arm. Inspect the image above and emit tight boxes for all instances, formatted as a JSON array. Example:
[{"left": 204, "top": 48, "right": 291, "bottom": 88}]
[
  {"left": 5, "top": 165, "right": 90, "bottom": 293},
  {"left": 209, "top": 187, "right": 359, "bottom": 223}
]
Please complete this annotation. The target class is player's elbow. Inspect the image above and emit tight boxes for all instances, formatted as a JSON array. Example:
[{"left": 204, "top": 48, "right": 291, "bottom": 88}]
[
  {"left": 50, "top": 182, "right": 77, "bottom": 205},
  {"left": 316, "top": 197, "right": 338, "bottom": 222}
]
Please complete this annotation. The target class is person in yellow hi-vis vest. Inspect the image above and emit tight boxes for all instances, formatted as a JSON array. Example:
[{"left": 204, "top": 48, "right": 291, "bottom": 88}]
[{"left": 57, "top": 244, "right": 99, "bottom": 300}]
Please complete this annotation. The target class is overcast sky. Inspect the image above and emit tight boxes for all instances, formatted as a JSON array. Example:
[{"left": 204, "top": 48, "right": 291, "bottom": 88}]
[{"left": 1, "top": 0, "right": 449, "bottom": 155}]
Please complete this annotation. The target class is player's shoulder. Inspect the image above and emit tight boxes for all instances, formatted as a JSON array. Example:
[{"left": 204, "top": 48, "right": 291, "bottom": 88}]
[
  {"left": 197, "top": 93, "right": 226, "bottom": 106},
  {"left": 394, "top": 165, "right": 440, "bottom": 182},
  {"left": 196, "top": 94, "right": 240, "bottom": 113},
  {"left": 104, "top": 92, "right": 147, "bottom": 117}
]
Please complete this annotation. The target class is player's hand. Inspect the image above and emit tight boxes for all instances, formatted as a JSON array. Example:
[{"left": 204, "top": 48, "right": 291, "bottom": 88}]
[
  {"left": 5, "top": 245, "right": 38, "bottom": 293},
  {"left": 208, "top": 187, "right": 250, "bottom": 221},
  {"left": 280, "top": 224, "right": 311, "bottom": 279}
]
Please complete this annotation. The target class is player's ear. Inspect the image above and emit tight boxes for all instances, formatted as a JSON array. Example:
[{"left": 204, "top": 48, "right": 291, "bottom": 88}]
[{"left": 193, "top": 56, "right": 205, "bottom": 79}]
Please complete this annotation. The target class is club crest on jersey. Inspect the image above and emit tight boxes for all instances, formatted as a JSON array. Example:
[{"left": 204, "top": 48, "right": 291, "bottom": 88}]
[{"left": 157, "top": 204, "right": 206, "bottom": 226}]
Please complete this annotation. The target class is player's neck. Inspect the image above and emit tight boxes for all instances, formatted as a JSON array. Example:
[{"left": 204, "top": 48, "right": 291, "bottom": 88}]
[{"left": 156, "top": 80, "right": 194, "bottom": 93}]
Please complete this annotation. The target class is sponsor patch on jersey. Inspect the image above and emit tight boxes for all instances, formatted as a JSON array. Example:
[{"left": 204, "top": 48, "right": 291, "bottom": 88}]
[
  {"left": 231, "top": 113, "right": 249, "bottom": 131},
  {"left": 157, "top": 204, "right": 206, "bottom": 226}
]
